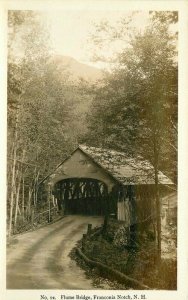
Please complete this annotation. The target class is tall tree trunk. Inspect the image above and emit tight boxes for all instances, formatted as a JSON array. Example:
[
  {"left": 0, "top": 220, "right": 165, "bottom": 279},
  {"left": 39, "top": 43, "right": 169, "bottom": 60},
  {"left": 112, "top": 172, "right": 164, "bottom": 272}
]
[
  {"left": 153, "top": 133, "right": 161, "bottom": 261},
  {"left": 8, "top": 99, "right": 21, "bottom": 237},
  {"left": 22, "top": 176, "right": 25, "bottom": 219},
  {"left": 34, "top": 170, "right": 39, "bottom": 206},
  {"left": 14, "top": 150, "right": 25, "bottom": 229},
  {"left": 48, "top": 185, "right": 51, "bottom": 223},
  {"left": 28, "top": 188, "right": 32, "bottom": 219},
  {"left": 33, "top": 167, "right": 37, "bottom": 206},
  {"left": 14, "top": 172, "right": 21, "bottom": 229},
  {"left": 8, "top": 145, "right": 16, "bottom": 238}
]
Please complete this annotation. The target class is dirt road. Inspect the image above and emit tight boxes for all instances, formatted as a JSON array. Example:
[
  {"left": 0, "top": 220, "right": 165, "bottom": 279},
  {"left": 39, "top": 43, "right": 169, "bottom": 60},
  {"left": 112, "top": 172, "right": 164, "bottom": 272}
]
[{"left": 7, "top": 215, "right": 105, "bottom": 289}]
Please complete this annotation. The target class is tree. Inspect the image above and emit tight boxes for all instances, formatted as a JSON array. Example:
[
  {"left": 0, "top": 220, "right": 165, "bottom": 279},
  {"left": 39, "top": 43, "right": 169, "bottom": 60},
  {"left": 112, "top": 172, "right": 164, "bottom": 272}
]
[
  {"left": 83, "top": 11, "right": 178, "bottom": 258},
  {"left": 7, "top": 11, "right": 79, "bottom": 236}
]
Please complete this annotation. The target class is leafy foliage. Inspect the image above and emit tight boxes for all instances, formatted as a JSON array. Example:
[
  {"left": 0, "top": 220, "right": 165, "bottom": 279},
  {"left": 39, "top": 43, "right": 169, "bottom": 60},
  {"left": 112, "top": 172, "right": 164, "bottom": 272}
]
[
  {"left": 83, "top": 12, "right": 177, "bottom": 181},
  {"left": 7, "top": 11, "right": 89, "bottom": 235}
]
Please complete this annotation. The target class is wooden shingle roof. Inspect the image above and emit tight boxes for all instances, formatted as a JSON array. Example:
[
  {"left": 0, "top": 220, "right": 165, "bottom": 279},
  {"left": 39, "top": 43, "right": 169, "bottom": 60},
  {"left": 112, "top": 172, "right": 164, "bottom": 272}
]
[{"left": 79, "top": 145, "right": 173, "bottom": 185}]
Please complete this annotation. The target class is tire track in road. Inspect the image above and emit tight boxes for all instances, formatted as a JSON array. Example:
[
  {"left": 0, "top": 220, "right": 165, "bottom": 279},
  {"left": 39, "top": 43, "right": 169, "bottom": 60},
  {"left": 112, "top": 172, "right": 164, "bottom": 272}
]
[
  {"left": 7, "top": 216, "right": 104, "bottom": 289},
  {"left": 44, "top": 222, "right": 92, "bottom": 289},
  {"left": 7, "top": 217, "right": 72, "bottom": 268},
  {"left": 7, "top": 216, "right": 78, "bottom": 289},
  {"left": 19, "top": 218, "right": 74, "bottom": 262},
  {"left": 29, "top": 221, "right": 88, "bottom": 289}
]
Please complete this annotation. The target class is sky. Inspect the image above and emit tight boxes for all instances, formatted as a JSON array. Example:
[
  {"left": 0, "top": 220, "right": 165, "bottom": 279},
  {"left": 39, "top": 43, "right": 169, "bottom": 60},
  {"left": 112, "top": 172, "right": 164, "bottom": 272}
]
[{"left": 42, "top": 10, "right": 150, "bottom": 69}]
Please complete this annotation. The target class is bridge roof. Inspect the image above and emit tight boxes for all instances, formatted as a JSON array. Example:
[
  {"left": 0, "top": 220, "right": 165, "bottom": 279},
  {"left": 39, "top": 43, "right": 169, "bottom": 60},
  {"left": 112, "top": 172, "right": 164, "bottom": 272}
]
[
  {"left": 78, "top": 145, "right": 173, "bottom": 185},
  {"left": 41, "top": 144, "right": 173, "bottom": 186}
]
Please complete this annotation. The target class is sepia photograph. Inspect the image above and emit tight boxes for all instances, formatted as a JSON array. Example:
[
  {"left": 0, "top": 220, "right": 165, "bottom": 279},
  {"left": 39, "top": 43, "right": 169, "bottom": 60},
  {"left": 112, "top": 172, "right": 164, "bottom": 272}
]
[{"left": 2, "top": 0, "right": 187, "bottom": 297}]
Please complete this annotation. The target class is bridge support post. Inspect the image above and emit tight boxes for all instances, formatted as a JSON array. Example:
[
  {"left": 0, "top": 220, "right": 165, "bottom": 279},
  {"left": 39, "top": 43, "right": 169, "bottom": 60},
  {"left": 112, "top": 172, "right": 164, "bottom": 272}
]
[
  {"left": 82, "top": 233, "right": 87, "bottom": 251},
  {"left": 87, "top": 224, "right": 92, "bottom": 235}
]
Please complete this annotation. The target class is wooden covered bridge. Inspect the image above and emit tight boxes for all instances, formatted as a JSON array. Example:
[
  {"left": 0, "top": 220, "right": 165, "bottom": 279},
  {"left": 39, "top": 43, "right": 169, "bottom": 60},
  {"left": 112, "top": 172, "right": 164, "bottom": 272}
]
[{"left": 40, "top": 145, "right": 173, "bottom": 227}]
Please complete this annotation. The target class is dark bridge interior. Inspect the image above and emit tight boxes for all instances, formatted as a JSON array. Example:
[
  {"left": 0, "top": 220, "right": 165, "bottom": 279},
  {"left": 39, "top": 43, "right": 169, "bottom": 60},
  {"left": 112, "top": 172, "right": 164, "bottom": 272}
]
[{"left": 53, "top": 178, "right": 108, "bottom": 215}]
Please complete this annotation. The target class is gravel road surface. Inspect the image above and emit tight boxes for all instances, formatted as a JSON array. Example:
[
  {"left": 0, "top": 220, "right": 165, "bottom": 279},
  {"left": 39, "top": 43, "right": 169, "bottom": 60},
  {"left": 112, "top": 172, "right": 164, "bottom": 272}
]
[{"left": 7, "top": 215, "right": 105, "bottom": 289}]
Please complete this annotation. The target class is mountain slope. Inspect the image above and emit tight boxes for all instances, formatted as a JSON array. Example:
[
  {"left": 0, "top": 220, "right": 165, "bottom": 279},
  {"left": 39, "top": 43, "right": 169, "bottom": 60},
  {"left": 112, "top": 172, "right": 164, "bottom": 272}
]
[{"left": 52, "top": 55, "right": 102, "bottom": 82}]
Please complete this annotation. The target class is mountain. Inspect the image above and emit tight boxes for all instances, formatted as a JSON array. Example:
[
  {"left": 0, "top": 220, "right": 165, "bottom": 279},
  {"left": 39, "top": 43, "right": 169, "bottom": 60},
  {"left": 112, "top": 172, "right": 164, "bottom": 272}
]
[{"left": 52, "top": 55, "right": 103, "bottom": 82}]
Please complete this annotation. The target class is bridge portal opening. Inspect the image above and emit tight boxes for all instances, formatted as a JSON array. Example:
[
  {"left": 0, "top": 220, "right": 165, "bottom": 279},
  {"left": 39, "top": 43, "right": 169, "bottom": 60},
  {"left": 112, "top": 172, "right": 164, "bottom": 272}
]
[{"left": 53, "top": 178, "right": 108, "bottom": 215}]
